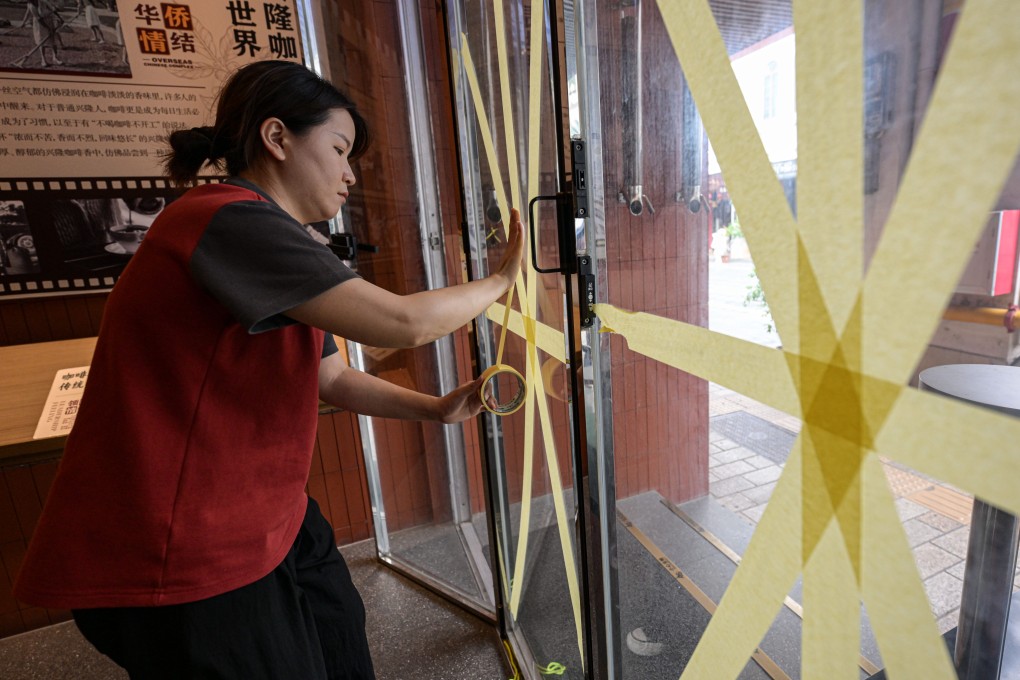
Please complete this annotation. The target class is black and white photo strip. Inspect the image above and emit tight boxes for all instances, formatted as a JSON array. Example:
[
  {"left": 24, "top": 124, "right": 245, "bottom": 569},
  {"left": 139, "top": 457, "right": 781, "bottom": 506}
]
[
  {"left": 0, "top": 1, "right": 130, "bottom": 76},
  {"left": 0, "top": 177, "right": 178, "bottom": 297}
]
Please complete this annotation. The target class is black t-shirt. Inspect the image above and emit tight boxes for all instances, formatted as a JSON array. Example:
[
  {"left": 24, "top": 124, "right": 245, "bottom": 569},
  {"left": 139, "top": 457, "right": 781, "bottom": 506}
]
[{"left": 190, "top": 177, "right": 356, "bottom": 357}]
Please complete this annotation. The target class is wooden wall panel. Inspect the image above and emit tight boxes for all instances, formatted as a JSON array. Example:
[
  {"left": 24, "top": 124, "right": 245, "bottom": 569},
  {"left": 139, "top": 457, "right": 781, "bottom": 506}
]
[
  {"left": 0, "top": 461, "right": 73, "bottom": 638},
  {"left": 310, "top": 410, "right": 374, "bottom": 546},
  {"left": 0, "top": 294, "right": 107, "bottom": 347}
]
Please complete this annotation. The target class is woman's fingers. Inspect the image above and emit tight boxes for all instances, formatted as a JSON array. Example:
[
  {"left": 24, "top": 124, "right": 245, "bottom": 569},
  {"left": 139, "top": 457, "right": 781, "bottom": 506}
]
[{"left": 495, "top": 208, "right": 525, "bottom": 289}]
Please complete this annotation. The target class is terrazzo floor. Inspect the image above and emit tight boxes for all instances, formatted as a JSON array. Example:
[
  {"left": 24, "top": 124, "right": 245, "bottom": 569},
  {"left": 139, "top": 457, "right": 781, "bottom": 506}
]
[{"left": 0, "top": 539, "right": 509, "bottom": 680}]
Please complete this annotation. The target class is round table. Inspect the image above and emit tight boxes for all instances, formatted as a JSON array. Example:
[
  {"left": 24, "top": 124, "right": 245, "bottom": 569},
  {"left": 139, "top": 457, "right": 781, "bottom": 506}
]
[{"left": 918, "top": 364, "right": 1020, "bottom": 680}]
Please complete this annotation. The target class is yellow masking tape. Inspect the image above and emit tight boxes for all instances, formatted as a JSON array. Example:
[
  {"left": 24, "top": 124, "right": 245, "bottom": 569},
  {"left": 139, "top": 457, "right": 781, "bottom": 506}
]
[
  {"left": 467, "top": 2, "right": 1020, "bottom": 677},
  {"left": 459, "top": 37, "right": 509, "bottom": 225},
  {"left": 486, "top": 302, "right": 567, "bottom": 365},
  {"left": 530, "top": 333, "right": 585, "bottom": 660},
  {"left": 586, "top": 1, "right": 1020, "bottom": 678},
  {"left": 861, "top": 0, "right": 1020, "bottom": 385},
  {"left": 461, "top": 38, "right": 537, "bottom": 615},
  {"left": 794, "top": 0, "right": 863, "bottom": 335},
  {"left": 801, "top": 424, "right": 867, "bottom": 578},
  {"left": 594, "top": 303, "right": 800, "bottom": 417},
  {"left": 495, "top": 284, "right": 515, "bottom": 365},
  {"left": 681, "top": 441, "right": 804, "bottom": 679},
  {"left": 496, "top": 0, "right": 586, "bottom": 652},
  {"left": 861, "top": 454, "right": 956, "bottom": 679},
  {"left": 525, "top": 104, "right": 585, "bottom": 675},
  {"left": 459, "top": 36, "right": 531, "bottom": 293},
  {"left": 662, "top": 499, "right": 882, "bottom": 676},
  {"left": 509, "top": 353, "right": 538, "bottom": 614},
  {"left": 480, "top": 363, "right": 527, "bottom": 416},
  {"left": 460, "top": 36, "right": 531, "bottom": 381},
  {"left": 803, "top": 518, "right": 861, "bottom": 680},
  {"left": 526, "top": 0, "right": 544, "bottom": 211},
  {"left": 802, "top": 428, "right": 863, "bottom": 680},
  {"left": 461, "top": 27, "right": 584, "bottom": 666},
  {"left": 877, "top": 388, "right": 1020, "bottom": 518},
  {"left": 492, "top": 0, "right": 524, "bottom": 217},
  {"left": 507, "top": 0, "right": 552, "bottom": 608},
  {"left": 509, "top": 304, "right": 585, "bottom": 656},
  {"left": 508, "top": 291, "right": 583, "bottom": 644}
]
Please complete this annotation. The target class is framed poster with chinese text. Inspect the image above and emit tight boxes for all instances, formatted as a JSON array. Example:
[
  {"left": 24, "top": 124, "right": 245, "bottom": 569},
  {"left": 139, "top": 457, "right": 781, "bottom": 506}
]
[{"left": 0, "top": 0, "right": 304, "bottom": 298}]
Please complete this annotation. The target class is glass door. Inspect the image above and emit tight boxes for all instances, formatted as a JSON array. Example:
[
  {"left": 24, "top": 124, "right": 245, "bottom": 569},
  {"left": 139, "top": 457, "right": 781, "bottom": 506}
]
[
  {"left": 429, "top": 0, "right": 1020, "bottom": 677},
  {"left": 573, "top": 0, "right": 1020, "bottom": 678},
  {"left": 445, "top": 0, "right": 595, "bottom": 677},
  {"left": 321, "top": 0, "right": 499, "bottom": 620}
]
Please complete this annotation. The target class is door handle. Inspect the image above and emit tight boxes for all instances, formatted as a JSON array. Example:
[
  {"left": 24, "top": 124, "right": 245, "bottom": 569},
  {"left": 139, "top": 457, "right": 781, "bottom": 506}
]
[
  {"left": 528, "top": 192, "right": 577, "bottom": 275},
  {"left": 527, "top": 139, "right": 588, "bottom": 275}
]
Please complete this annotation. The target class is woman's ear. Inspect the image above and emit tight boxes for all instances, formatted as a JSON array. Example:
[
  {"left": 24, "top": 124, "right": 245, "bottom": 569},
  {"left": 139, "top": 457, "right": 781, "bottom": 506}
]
[{"left": 259, "top": 118, "right": 287, "bottom": 162}]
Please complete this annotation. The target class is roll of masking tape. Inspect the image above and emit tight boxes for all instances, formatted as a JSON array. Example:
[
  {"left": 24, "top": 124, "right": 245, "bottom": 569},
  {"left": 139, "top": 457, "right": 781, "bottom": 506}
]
[{"left": 479, "top": 364, "right": 526, "bottom": 416}]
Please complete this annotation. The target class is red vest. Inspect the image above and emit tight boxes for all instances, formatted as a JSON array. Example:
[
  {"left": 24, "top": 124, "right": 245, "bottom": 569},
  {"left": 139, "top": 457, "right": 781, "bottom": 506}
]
[{"left": 15, "top": 184, "right": 324, "bottom": 608}]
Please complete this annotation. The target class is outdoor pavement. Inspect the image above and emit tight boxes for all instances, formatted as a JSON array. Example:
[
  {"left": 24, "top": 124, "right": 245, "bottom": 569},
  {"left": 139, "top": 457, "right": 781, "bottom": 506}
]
[{"left": 706, "top": 247, "right": 1020, "bottom": 635}]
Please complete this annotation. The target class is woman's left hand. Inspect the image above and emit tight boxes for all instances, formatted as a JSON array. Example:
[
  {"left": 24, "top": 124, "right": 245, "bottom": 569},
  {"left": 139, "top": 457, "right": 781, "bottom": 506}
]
[{"left": 436, "top": 376, "right": 492, "bottom": 423}]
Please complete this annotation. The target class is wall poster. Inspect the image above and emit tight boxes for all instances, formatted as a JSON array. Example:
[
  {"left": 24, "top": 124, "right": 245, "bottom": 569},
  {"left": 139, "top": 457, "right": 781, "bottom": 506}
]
[{"left": 0, "top": 0, "right": 303, "bottom": 298}]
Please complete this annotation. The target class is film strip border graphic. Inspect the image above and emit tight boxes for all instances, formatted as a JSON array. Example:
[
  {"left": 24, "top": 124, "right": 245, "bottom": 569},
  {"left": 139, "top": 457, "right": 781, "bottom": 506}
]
[
  {"left": 1, "top": 177, "right": 185, "bottom": 193},
  {"left": 0, "top": 176, "right": 224, "bottom": 299}
]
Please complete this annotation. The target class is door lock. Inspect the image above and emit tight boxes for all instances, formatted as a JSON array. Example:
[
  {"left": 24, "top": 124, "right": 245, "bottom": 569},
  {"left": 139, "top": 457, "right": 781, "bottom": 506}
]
[{"left": 578, "top": 255, "right": 596, "bottom": 328}]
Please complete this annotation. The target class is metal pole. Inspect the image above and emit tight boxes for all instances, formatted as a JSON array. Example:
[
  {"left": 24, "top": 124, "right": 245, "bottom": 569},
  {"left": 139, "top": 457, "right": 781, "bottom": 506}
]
[{"left": 953, "top": 503, "right": 1019, "bottom": 679}]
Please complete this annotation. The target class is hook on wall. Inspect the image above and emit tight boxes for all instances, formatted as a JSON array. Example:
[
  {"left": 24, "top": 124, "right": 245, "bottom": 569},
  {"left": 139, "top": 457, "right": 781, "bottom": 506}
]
[
  {"left": 675, "top": 188, "right": 702, "bottom": 214},
  {"left": 618, "top": 188, "right": 655, "bottom": 216}
]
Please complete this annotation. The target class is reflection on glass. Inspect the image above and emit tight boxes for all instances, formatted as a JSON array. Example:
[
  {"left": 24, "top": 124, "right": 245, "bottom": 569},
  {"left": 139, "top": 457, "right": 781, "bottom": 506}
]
[
  {"left": 707, "top": 22, "right": 794, "bottom": 350},
  {"left": 447, "top": 0, "right": 587, "bottom": 676},
  {"left": 593, "top": 0, "right": 1020, "bottom": 676}
]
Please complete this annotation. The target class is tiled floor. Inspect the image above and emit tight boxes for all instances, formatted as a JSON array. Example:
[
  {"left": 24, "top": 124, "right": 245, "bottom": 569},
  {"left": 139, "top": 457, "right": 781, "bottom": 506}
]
[{"left": 707, "top": 382, "right": 1020, "bottom": 635}]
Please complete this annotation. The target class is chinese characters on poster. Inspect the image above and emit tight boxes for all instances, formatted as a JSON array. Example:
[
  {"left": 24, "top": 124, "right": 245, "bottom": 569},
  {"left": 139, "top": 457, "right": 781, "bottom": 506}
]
[{"left": 0, "top": 1, "right": 303, "bottom": 297}]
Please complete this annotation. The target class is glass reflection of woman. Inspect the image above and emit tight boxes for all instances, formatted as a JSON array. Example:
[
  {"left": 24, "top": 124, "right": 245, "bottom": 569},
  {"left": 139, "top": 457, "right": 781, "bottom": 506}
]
[{"left": 14, "top": 0, "right": 64, "bottom": 68}]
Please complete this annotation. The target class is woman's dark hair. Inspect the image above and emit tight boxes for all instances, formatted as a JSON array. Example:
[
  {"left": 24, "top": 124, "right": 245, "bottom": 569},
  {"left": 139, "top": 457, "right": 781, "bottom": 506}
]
[{"left": 163, "top": 60, "right": 370, "bottom": 186}]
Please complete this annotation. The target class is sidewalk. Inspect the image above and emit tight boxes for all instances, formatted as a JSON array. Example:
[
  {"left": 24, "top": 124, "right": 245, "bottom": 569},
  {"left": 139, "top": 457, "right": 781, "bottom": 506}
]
[
  {"left": 707, "top": 381, "right": 1019, "bottom": 635},
  {"left": 706, "top": 254, "right": 1018, "bottom": 635}
]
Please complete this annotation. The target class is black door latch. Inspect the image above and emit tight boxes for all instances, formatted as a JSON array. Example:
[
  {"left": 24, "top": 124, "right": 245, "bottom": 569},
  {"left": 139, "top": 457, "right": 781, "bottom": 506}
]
[{"left": 329, "top": 232, "right": 379, "bottom": 264}]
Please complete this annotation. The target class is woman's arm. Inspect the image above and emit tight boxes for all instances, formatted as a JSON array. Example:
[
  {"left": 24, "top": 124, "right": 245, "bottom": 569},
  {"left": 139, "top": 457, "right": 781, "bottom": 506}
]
[
  {"left": 287, "top": 210, "right": 525, "bottom": 349},
  {"left": 318, "top": 350, "right": 487, "bottom": 423}
]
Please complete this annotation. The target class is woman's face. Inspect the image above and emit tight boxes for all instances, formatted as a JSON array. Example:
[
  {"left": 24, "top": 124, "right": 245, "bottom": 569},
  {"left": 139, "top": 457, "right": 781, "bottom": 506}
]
[{"left": 277, "top": 108, "right": 358, "bottom": 225}]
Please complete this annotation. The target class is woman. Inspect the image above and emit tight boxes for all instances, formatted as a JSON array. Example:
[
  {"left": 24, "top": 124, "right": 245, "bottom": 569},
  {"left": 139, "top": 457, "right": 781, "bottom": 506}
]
[{"left": 14, "top": 60, "right": 524, "bottom": 679}]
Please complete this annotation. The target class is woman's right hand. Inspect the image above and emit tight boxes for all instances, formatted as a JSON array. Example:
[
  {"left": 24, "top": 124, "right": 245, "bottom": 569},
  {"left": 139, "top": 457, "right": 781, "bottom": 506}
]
[
  {"left": 493, "top": 208, "right": 525, "bottom": 292},
  {"left": 287, "top": 208, "right": 528, "bottom": 350}
]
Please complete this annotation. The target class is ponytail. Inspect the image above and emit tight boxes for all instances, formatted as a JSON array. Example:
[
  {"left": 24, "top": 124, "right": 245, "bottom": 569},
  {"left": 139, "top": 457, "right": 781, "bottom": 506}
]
[{"left": 163, "top": 126, "right": 232, "bottom": 187}]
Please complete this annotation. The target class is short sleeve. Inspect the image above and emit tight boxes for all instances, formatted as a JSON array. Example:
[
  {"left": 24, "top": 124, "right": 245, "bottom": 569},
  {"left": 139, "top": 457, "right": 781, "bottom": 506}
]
[{"left": 189, "top": 200, "right": 360, "bottom": 333}]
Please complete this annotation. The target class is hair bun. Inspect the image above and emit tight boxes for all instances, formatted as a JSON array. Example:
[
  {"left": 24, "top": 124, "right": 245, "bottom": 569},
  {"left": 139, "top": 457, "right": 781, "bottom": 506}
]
[
  {"left": 164, "top": 126, "right": 223, "bottom": 185},
  {"left": 188, "top": 127, "right": 216, "bottom": 157}
]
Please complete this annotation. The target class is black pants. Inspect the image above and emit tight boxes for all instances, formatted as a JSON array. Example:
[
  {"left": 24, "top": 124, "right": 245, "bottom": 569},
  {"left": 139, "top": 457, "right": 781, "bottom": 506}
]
[{"left": 73, "top": 498, "right": 375, "bottom": 680}]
